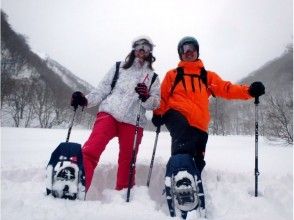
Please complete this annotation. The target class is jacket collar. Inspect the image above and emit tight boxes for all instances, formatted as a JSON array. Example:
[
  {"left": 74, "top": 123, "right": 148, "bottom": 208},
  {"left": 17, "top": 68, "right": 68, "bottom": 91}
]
[
  {"left": 178, "top": 59, "right": 204, "bottom": 73},
  {"left": 133, "top": 58, "right": 149, "bottom": 69}
]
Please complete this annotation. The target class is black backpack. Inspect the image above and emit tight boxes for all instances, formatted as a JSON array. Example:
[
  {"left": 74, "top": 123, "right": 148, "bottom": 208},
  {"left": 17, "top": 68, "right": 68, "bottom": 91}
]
[{"left": 170, "top": 67, "right": 214, "bottom": 97}]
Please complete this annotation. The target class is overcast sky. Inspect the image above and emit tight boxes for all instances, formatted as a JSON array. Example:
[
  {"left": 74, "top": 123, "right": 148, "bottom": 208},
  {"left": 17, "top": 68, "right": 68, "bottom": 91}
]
[{"left": 2, "top": 0, "right": 293, "bottom": 86}]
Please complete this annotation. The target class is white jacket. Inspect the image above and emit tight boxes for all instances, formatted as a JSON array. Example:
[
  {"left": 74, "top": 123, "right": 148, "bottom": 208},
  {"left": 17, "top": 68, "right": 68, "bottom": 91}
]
[{"left": 86, "top": 59, "right": 160, "bottom": 128}]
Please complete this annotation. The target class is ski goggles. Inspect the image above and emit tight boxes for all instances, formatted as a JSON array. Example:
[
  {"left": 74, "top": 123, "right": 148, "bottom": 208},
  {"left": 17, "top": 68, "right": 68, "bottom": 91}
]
[
  {"left": 133, "top": 40, "right": 153, "bottom": 54},
  {"left": 181, "top": 43, "right": 197, "bottom": 54}
]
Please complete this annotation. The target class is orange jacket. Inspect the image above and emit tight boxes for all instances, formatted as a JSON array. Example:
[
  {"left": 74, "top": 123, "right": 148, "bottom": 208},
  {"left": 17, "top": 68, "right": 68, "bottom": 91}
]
[{"left": 154, "top": 59, "right": 252, "bottom": 132}]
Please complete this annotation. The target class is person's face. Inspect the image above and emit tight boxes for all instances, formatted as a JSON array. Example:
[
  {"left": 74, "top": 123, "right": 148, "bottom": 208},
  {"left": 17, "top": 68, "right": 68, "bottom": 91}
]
[
  {"left": 133, "top": 41, "right": 152, "bottom": 61},
  {"left": 180, "top": 44, "right": 198, "bottom": 61},
  {"left": 134, "top": 49, "right": 149, "bottom": 61}
]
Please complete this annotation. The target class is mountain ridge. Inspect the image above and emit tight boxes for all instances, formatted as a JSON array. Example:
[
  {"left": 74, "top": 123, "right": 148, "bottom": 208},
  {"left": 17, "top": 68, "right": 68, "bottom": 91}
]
[{"left": 1, "top": 11, "right": 95, "bottom": 128}]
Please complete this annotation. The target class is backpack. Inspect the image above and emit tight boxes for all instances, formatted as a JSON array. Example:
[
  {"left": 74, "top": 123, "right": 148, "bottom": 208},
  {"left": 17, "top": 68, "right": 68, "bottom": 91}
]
[
  {"left": 170, "top": 66, "right": 215, "bottom": 97},
  {"left": 46, "top": 142, "right": 86, "bottom": 200},
  {"left": 110, "top": 61, "right": 158, "bottom": 93},
  {"left": 165, "top": 154, "right": 206, "bottom": 219}
]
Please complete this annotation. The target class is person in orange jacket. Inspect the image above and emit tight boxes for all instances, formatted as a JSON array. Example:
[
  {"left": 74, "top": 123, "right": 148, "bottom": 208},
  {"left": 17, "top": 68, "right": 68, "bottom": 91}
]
[{"left": 152, "top": 36, "right": 265, "bottom": 172}]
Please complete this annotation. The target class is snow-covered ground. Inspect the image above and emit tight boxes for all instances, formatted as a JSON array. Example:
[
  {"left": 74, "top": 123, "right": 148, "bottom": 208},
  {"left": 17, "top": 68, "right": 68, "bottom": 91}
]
[{"left": 1, "top": 127, "right": 293, "bottom": 220}]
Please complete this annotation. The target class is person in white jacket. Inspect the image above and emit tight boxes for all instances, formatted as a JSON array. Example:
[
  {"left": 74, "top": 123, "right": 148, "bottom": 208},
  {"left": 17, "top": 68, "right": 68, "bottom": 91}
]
[{"left": 71, "top": 36, "right": 160, "bottom": 191}]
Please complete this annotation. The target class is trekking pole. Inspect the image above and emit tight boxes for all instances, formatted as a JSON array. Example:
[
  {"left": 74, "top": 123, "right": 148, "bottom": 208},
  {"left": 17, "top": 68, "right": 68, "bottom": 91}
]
[
  {"left": 146, "top": 125, "right": 161, "bottom": 187},
  {"left": 254, "top": 96, "right": 260, "bottom": 197},
  {"left": 66, "top": 106, "right": 78, "bottom": 143},
  {"left": 126, "top": 102, "right": 143, "bottom": 202}
]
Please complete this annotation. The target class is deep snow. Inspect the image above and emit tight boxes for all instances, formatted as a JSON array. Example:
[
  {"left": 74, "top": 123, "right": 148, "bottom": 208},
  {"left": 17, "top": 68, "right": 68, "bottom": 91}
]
[{"left": 1, "top": 127, "right": 293, "bottom": 220}]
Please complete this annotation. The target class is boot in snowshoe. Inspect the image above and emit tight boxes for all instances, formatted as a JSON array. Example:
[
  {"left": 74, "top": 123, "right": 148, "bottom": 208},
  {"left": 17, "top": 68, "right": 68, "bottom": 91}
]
[{"left": 165, "top": 154, "right": 206, "bottom": 219}]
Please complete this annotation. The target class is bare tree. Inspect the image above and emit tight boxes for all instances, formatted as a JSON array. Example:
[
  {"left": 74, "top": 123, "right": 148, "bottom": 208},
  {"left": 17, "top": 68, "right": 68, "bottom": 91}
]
[
  {"left": 5, "top": 79, "right": 34, "bottom": 127},
  {"left": 210, "top": 98, "right": 230, "bottom": 135},
  {"left": 1, "top": 47, "right": 28, "bottom": 104},
  {"left": 33, "top": 82, "right": 57, "bottom": 128},
  {"left": 264, "top": 93, "right": 293, "bottom": 144}
]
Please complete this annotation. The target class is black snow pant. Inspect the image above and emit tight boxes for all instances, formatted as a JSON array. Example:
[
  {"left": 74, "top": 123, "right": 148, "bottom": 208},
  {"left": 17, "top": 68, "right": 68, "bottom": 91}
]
[{"left": 163, "top": 109, "right": 208, "bottom": 173}]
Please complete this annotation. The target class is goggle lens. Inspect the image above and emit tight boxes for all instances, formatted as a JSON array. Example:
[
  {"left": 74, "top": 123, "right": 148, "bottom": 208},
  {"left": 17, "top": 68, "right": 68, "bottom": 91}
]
[
  {"left": 182, "top": 44, "right": 197, "bottom": 54},
  {"left": 134, "top": 43, "right": 152, "bottom": 54},
  {"left": 133, "top": 39, "right": 153, "bottom": 54}
]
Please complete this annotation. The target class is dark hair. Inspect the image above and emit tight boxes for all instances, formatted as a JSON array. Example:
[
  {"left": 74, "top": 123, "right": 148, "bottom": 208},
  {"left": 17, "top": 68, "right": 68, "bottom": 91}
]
[{"left": 122, "top": 50, "right": 156, "bottom": 70}]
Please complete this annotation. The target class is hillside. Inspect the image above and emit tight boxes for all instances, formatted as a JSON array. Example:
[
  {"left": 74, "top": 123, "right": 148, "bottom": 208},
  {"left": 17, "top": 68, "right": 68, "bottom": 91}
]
[
  {"left": 45, "top": 57, "right": 95, "bottom": 93},
  {"left": 1, "top": 11, "right": 95, "bottom": 128},
  {"left": 240, "top": 47, "right": 293, "bottom": 92},
  {"left": 209, "top": 47, "right": 293, "bottom": 144}
]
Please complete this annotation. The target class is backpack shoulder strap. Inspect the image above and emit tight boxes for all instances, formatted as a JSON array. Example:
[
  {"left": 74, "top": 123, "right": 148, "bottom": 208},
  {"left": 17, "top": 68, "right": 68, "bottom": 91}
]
[
  {"left": 110, "top": 61, "right": 121, "bottom": 92},
  {"left": 170, "top": 67, "right": 186, "bottom": 95},
  {"left": 200, "top": 67, "right": 215, "bottom": 97},
  {"left": 148, "top": 72, "right": 158, "bottom": 91},
  {"left": 200, "top": 67, "right": 208, "bottom": 88}
]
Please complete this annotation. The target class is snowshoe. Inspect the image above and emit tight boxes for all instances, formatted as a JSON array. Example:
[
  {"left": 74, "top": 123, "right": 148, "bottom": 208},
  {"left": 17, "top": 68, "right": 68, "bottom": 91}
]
[
  {"left": 173, "top": 170, "right": 198, "bottom": 211},
  {"left": 51, "top": 161, "right": 79, "bottom": 200},
  {"left": 46, "top": 142, "right": 86, "bottom": 200},
  {"left": 46, "top": 108, "right": 85, "bottom": 200},
  {"left": 165, "top": 154, "right": 206, "bottom": 219}
]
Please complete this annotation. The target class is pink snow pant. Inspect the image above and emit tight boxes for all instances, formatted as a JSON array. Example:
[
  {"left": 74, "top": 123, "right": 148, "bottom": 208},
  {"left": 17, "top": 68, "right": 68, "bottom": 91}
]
[{"left": 82, "top": 112, "right": 143, "bottom": 191}]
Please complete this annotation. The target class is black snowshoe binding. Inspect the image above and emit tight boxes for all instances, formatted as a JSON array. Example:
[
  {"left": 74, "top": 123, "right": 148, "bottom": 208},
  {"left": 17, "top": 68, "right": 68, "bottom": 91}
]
[{"left": 165, "top": 154, "right": 206, "bottom": 219}]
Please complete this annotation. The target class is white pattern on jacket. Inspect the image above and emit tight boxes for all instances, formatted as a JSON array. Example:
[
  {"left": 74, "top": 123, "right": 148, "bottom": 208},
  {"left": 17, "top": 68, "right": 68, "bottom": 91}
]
[{"left": 86, "top": 58, "right": 160, "bottom": 128}]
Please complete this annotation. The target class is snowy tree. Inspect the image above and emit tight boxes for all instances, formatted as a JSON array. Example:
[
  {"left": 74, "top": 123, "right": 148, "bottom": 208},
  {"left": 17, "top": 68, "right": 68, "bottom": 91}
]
[{"left": 33, "top": 82, "right": 61, "bottom": 128}]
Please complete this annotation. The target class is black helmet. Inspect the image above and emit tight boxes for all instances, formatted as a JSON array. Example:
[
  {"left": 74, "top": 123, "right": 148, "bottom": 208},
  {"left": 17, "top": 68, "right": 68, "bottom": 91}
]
[{"left": 177, "top": 36, "right": 199, "bottom": 60}]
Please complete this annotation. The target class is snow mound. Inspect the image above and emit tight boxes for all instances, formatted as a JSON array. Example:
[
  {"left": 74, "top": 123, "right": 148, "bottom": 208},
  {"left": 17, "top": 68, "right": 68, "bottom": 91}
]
[{"left": 1, "top": 128, "right": 293, "bottom": 220}]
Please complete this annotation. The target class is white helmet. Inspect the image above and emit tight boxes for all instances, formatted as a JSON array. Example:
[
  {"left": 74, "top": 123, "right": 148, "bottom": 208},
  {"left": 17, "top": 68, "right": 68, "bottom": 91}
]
[{"left": 132, "top": 35, "right": 155, "bottom": 51}]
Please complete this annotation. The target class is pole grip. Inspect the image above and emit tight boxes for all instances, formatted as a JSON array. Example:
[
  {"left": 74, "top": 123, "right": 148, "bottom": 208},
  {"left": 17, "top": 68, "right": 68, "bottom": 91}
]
[
  {"left": 156, "top": 125, "right": 161, "bottom": 134},
  {"left": 254, "top": 96, "right": 260, "bottom": 105}
]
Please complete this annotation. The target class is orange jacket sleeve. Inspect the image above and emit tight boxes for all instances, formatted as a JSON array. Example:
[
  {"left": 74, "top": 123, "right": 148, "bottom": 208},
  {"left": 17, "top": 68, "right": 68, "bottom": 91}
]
[{"left": 208, "top": 71, "right": 252, "bottom": 100}]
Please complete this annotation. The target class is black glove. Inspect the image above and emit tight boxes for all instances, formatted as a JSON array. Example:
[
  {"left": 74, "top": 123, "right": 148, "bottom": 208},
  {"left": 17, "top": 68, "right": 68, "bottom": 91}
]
[
  {"left": 248, "top": 81, "right": 265, "bottom": 97},
  {"left": 152, "top": 114, "right": 163, "bottom": 127},
  {"left": 71, "top": 91, "right": 88, "bottom": 109},
  {"left": 135, "top": 83, "right": 150, "bottom": 102}
]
